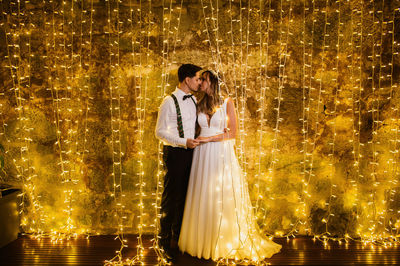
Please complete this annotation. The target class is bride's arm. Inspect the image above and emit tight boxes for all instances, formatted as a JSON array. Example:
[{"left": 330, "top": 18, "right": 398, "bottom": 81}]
[{"left": 198, "top": 98, "right": 237, "bottom": 143}]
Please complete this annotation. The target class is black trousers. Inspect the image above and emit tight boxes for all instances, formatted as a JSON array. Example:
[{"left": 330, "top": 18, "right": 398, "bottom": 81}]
[{"left": 159, "top": 145, "right": 194, "bottom": 244}]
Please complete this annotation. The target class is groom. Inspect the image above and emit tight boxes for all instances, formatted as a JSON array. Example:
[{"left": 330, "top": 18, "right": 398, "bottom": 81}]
[{"left": 155, "top": 63, "right": 202, "bottom": 260}]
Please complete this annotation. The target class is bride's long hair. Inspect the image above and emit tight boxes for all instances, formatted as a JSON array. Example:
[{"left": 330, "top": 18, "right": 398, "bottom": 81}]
[{"left": 197, "top": 70, "right": 224, "bottom": 116}]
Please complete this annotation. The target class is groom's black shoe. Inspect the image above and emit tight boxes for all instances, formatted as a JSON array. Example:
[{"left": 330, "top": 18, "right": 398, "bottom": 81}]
[{"left": 170, "top": 239, "right": 179, "bottom": 258}]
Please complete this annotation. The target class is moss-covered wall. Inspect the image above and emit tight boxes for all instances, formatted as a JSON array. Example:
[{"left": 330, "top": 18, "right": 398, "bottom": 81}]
[{"left": 0, "top": 0, "right": 399, "bottom": 238}]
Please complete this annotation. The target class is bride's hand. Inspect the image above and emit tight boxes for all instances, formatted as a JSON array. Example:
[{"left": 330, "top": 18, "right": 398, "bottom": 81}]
[{"left": 196, "top": 136, "right": 211, "bottom": 143}]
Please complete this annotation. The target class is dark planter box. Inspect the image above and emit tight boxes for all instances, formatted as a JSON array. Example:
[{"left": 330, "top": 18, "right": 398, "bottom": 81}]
[{"left": 0, "top": 188, "right": 20, "bottom": 248}]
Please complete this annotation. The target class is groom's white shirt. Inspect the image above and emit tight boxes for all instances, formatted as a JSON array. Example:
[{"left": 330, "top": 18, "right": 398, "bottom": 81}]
[{"left": 155, "top": 88, "right": 197, "bottom": 148}]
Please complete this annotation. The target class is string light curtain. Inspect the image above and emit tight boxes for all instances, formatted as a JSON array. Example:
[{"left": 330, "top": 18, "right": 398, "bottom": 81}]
[{"left": 1, "top": 1, "right": 400, "bottom": 263}]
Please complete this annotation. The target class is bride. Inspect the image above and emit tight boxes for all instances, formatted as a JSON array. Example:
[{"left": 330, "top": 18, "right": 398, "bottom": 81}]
[{"left": 178, "top": 70, "right": 281, "bottom": 263}]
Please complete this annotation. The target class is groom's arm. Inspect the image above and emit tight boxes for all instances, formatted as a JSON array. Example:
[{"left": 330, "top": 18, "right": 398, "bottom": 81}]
[{"left": 155, "top": 97, "right": 188, "bottom": 147}]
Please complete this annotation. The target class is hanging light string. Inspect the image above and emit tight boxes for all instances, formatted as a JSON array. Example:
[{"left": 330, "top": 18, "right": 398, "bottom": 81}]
[
  {"left": 5, "top": 0, "right": 28, "bottom": 230},
  {"left": 310, "top": 1, "right": 329, "bottom": 240},
  {"left": 394, "top": 5, "right": 400, "bottom": 241},
  {"left": 159, "top": 0, "right": 172, "bottom": 99},
  {"left": 104, "top": 0, "right": 126, "bottom": 264},
  {"left": 129, "top": 0, "right": 152, "bottom": 263},
  {"left": 321, "top": 0, "right": 341, "bottom": 240},
  {"left": 376, "top": 0, "right": 387, "bottom": 241},
  {"left": 365, "top": 0, "right": 379, "bottom": 242},
  {"left": 15, "top": 0, "right": 39, "bottom": 232},
  {"left": 124, "top": 0, "right": 149, "bottom": 264},
  {"left": 298, "top": 0, "right": 317, "bottom": 237},
  {"left": 170, "top": 0, "right": 183, "bottom": 65},
  {"left": 79, "top": 0, "right": 94, "bottom": 208},
  {"left": 52, "top": 0, "right": 72, "bottom": 239},
  {"left": 26, "top": 0, "right": 45, "bottom": 235},
  {"left": 295, "top": 1, "right": 328, "bottom": 239},
  {"left": 272, "top": 0, "right": 293, "bottom": 238},
  {"left": 61, "top": 0, "right": 76, "bottom": 238},
  {"left": 16, "top": 0, "right": 38, "bottom": 233},
  {"left": 116, "top": 0, "right": 127, "bottom": 251},
  {"left": 236, "top": 0, "right": 246, "bottom": 171},
  {"left": 133, "top": 1, "right": 146, "bottom": 258},
  {"left": 70, "top": 0, "right": 89, "bottom": 236},
  {"left": 255, "top": 0, "right": 272, "bottom": 221},
  {"left": 153, "top": 1, "right": 184, "bottom": 264},
  {"left": 227, "top": 0, "right": 238, "bottom": 99},
  {"left": 373, "top": 0, "right": 386, "bottom": 240},
  {"left": 153, "top": 0, "right": 170, "bottom": 263},
  {"left": 298, "top": 0, "right": 312, "bottom": 237},
  {"left": 312, "top": 0, "right": 331, "bottom": 244},
  {"left": 0, "top": 0, "right": 13, "bottom": 174},
  {"left": 24, "top": 0, "right": 42, "bottom": 234},
  {"left": 228, "top": 0, "right": 240, "bottom": 131},
  {"left": 60, "top": 0, "right": 69, "bottom": 235},
  {"left": 201, "top": 0, "right": 228, "bottom": 89},
  {"left": 200, "top": 0, "right": 217, "bottom": 69},
  {"left": 0, "top": 0, "right": 15, "bottom": 188},
  {"left": 242, "top": 0, "right": 251, "bottom": 178},
  {"left": 122, "top": 0, "right": 146, "bottom": 262},
  {"left": 355, "top": 0, "right": 366, "bottom": 239},
  {"left": 141, "top": 0, "right": 152, "bottom": 259},
  {"left": 267, "top": 0, "right": 292, "bottom": 200},
  {"left": 385, "top": 5, "right": 399, "bottom": 241},
  {"left": 163, "top": 0, "right": 184, "bottom": 89},
  {"left": 47, "top": 0, "right": 68, "bottom": 240},
  {"left": 349, "top": 0, "right": 362, "bottom": 241},
  {"left": 1, "top": 0, "right": 42, "bottom": 234},
  {"left": 208, "top": 0, "right": 224, "bottom": 78},
  {"left": 127, "top": 1, "right": 146, "bottom": 263}
]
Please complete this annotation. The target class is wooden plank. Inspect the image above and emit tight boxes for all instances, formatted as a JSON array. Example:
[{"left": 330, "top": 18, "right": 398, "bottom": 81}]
[{"left": 0, "top": 235, "right": 399, "bottom": 265}]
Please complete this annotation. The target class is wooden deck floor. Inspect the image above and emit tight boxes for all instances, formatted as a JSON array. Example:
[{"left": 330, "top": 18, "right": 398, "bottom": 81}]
[{"left": 0, "top": 234, "right": 399, "bottom": 265}]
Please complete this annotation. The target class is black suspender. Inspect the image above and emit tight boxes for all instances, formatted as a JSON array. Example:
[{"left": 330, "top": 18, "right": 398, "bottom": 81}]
[
  {"left": 170, "top": 94, "right": 197, "bottom": 139},
  {"left": 171, "top": 94, "right": 185, "bottom": 138}
]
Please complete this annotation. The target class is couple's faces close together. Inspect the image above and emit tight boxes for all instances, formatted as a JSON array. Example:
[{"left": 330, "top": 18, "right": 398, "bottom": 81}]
[{"left": 185, "top": 71, "right": 212, "bottom": 96}]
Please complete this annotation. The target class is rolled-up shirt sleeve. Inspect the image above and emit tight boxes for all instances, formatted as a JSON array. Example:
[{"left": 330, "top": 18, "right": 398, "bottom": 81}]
[{"left": 155, "top": 96, "right": 187, "bottom": 147}]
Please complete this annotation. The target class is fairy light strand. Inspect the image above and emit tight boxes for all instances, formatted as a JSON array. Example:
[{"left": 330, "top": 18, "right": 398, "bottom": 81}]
[
  {"left": 313, "top": 0, "right": 331, "bottom": 245},
  {"left": 349, "top": 0, "right": 362, "bottom": 240},
  {"left": 322, "top": 0, "right": 341, "bottom": 239},
  {"left": 267, "top": 0, "right": 292, "bottom": 194},
  {"left": 2, "top": 0, "right": 43, "bottom": 234},
  {"left": 79, "top": 0, "right": 94, "bottom": 219},
  {"left": 305, "top": 0, "right": 318, "bottom": 236},
  {"left": 385, "top": 4, "right": 400, "bottom": 240},
  {"left": 153, "top": 0, "right": 169, "bottom": 262},
  {"left": 302, "top": 0, "right": 319, "bottom": 237},
  {"left": 153, "top": 1, "right": 184, "bottom": 264},
  {"left": 298, "top": 0, "right": 312, "bottom": 237},
  {"left": 366, "top": 0, "right": 379, "bottom": 241},
  {"left": 104, "top": 0, "right": 126, "bottom": 264},
  {"left": 255, "top": 0, "right": 272, "bottom": 223},
  {"left": 376, "top": 0, "right": 386, "bottom": 240}
]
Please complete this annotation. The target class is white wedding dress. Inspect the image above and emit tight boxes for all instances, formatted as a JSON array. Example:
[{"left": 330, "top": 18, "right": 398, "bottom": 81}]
[{"left": 178, "top": 99, "right": 281, "bottom": 261}]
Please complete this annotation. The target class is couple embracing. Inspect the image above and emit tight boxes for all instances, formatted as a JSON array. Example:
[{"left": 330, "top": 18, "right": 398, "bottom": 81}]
[{"left": 155, "top": 64, "right": 281, "bottom": 263}]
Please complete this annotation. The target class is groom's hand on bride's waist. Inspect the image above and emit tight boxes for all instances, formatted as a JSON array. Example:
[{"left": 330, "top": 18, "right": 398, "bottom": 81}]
[{"left": 186, "top": 138, "right": 200, "bottom": 149}]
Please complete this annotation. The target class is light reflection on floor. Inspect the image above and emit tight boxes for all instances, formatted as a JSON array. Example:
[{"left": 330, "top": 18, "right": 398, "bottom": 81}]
[{"left": 1, "top": 235, "right": 399, "bottom": 265}]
